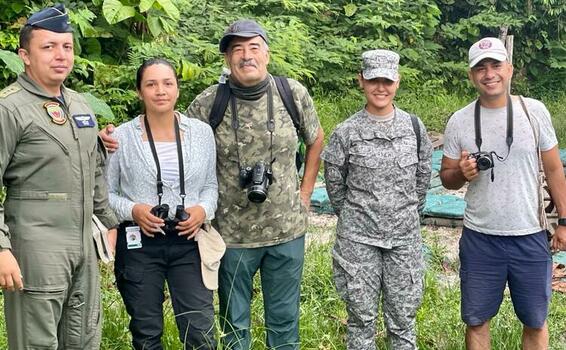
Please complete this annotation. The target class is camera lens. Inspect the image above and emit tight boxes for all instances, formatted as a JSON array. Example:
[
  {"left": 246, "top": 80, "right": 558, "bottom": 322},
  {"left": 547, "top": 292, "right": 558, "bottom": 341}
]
[
  {"left": 248, "top": 187, "right": 268, "bottom": 203},
  {"left": 477, "top": 156, "right": 492, "bottom": 171}
]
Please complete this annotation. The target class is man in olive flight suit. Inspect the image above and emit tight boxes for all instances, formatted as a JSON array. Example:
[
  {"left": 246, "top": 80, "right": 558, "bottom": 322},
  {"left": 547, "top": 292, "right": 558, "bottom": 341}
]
[{"left": 0, "top": 5, "right": 118, "bottom": 349}]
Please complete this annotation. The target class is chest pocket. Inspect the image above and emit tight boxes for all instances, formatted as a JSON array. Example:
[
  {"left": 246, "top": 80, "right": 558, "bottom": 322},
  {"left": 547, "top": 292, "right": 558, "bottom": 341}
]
[
  {"left": 393, "top": 134, "right": 419, "bottom": 169},
  {"left": 348, "top": 144, "right": 384, "bottom": 169}
]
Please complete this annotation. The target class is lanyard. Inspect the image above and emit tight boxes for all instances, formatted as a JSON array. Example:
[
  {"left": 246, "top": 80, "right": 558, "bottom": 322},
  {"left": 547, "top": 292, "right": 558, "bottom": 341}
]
[{"left": 143, "top": 114, "right": 186, "bottom": 206}]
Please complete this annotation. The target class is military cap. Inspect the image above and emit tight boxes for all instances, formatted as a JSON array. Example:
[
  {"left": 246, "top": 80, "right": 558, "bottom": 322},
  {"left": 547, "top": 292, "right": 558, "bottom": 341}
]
[
  {"left": 361, "top": 49, "right": 400, "bottom": 82},
  {"left": 25, "top": 4, "right": 72, "bottom": 33},
  {"left": 468, "top": 37, "right": 508, "bottom": 68},
  {"left": 219, "top": 19, "right": 268, "bottom": 53}
]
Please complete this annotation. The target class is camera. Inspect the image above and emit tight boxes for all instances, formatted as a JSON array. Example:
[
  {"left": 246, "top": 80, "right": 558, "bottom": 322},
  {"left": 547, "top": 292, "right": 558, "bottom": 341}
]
[
  {"left": 239, "top": 161, "right": 273, "bottom": 203},
  {"left": 468, "top": 151, "right": 494, "bottom": 171},
  {"left": 150, "top": 204, "right": 190, "bottom": 230}
]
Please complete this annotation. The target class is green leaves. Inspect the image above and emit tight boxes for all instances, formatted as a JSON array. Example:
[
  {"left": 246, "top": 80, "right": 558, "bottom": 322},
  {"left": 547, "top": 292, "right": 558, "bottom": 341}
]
[
  {"left": 100, "top": 0, "right": 181, "bottom": 37},
  {"left": 102, "top": 0, "right": 136, "bottom": 25},
  {"left": 0, "top": 49, "right": 23, "bottom": 75},
  {"left": 344, "top": 3, "right": 357, "bottom": 17},
  {"left": 156, "top": 0, "right": 180, "bottom": 20},
  {"left": 139, "top": 0, "right": 155, "bottom": 13},
  {"left": 0, "top": 0, "right": 563, "bottom": 123},
  {"left": 82, "top": 92, "right": 116, "bottom": 121}
]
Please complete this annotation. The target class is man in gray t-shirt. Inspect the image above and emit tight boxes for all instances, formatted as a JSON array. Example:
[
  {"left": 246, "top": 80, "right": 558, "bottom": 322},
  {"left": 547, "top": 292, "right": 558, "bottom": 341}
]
[{"left": 441, "top": 37, "right": 566, "bottom": 349}]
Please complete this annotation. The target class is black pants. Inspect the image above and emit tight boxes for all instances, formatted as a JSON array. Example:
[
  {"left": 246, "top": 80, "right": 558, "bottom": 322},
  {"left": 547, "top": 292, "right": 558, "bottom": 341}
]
[{"left": 115, "top": 223, "right": 216, "bottom": 350}]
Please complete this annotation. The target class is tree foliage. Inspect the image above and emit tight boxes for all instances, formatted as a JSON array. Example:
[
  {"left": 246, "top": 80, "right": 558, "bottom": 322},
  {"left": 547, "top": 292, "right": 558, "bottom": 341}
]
[{"left": 0, "top": 0, "right": 564, "bottom": 124}]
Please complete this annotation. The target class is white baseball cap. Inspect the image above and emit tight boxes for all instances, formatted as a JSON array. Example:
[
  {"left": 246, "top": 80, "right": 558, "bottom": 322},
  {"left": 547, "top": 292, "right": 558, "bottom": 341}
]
[
  {"left": 468, "top": 37, "right": 508, "bottom": 68},
  {"left": 195, "top": 224, "right": 226, "bottom": 290}
]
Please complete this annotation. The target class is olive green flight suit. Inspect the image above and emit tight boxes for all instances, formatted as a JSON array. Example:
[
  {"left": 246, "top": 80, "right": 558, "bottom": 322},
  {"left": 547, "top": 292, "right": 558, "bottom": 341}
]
[{"left": 0, "top": 73, "right": 118, "bottom": 349}]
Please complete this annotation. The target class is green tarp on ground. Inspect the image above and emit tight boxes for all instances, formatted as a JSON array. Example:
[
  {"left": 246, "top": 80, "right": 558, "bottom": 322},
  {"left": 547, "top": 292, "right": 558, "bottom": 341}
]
[
  {"left": 312, "top": 149, "right": 565, "bottom": 220},
  {"left": 311, "top": 187, "right": 467, "bottom": 219},
  {"left": 554, "top": 251, "right": 566, "bottom": 265},
  {"left": 310, "top": 187, "right": 335, "bottom": 214},
  {"left": 423, "top": 193, "right": 466, "bottom": 218}
]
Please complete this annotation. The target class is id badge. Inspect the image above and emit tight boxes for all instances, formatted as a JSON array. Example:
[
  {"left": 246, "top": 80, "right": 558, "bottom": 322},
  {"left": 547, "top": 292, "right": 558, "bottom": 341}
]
[{"left": 126, "top": 226, "right": 143, "bottom": 249}]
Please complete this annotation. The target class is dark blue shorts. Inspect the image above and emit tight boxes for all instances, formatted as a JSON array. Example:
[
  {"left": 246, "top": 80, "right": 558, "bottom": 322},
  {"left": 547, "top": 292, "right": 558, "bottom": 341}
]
[{"left": 459, "top": 227, "right": 552, "bottom": 328}]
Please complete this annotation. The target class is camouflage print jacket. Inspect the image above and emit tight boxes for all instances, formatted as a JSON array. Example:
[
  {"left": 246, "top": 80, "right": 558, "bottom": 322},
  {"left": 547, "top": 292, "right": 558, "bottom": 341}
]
[
  {"left": 321, "top": 108, "right": 432, "bottom": 248},
  {"left": 186, "top": 76, "right": 320, "bottom": 248}
]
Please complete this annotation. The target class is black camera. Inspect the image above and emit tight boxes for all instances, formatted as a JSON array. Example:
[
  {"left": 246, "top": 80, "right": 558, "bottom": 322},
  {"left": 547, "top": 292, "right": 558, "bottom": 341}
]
[
  {"left": 239, "top": 161, "right": 273, "bottom": 203},
  {"left": 468, "top": 151, "right": 494, "bottom": 171},
  {"left": 150, "top": 204, "right": 189, "bottom": 230}
]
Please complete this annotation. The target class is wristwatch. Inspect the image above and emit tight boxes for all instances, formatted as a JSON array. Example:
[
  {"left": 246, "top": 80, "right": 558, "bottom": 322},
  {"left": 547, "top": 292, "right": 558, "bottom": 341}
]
[{"left": 558, "top": 218, "right": 566, "bottom": 227}]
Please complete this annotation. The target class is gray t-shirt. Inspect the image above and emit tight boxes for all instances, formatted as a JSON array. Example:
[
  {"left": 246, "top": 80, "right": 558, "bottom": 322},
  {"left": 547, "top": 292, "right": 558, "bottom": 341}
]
[{"left": 443, "top": 97, "right": 557, "bottom": 236}]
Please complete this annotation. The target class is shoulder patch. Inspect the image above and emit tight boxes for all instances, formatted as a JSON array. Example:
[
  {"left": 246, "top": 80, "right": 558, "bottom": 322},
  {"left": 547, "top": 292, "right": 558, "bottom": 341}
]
[{"left": 0, "top": 85, "right": 22, "bottom": 99}]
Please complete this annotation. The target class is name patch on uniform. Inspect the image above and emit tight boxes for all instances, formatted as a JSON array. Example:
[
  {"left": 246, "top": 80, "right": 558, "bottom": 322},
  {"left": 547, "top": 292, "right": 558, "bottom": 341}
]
[
  {"left": 72, "top": 114, "right": 95, "bottom": 128},
  {"left": 44, "top": 102, "right": 66, "bottom": 125}
]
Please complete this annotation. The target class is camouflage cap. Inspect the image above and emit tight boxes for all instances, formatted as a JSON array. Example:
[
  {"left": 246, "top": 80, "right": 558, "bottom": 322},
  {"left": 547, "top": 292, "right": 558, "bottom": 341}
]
[
  {"left": 25, "top": 4, "right": 72, "bottom": 33},
  {"left": 361, "top": 49, "right": 400, "bottom": 81},
  {"left": 219, "top": 19, "right": 268, "bottom": 53}
]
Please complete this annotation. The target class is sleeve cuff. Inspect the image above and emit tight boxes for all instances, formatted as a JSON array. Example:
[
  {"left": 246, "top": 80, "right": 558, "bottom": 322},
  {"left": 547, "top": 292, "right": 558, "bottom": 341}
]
[
  {"left": 198, "top": 202, "right": 215, "bottom": 221},
  {"left": 0, "top": 233, "right": 12, "bottom": 250},
  {"left": 97, "top": 209, "right": 120, "bottom": 229}
]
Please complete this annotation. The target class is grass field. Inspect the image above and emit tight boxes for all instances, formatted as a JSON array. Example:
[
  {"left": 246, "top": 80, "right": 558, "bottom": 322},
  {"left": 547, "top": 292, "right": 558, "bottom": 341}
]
[
  {"left": 0, "top": 91, "right": 565, "bottom": 348},
  {"left": 1, "top": 224, "right": 566, "bottom": 349}
]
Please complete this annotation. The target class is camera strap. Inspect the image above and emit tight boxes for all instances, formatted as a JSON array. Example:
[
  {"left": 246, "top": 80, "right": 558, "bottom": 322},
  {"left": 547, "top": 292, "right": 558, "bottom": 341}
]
[
  {"left": 230, "top": 82, "right": 275, "bottom": 170},
  {"left": 144, "top": 114, "right": 186, "bottom": 206},
  {"left": 474, "top": 94, "right": 513, "bottom": 153},
  {"left": 474, "top": 94, "right": 513, "bottom": 182}
]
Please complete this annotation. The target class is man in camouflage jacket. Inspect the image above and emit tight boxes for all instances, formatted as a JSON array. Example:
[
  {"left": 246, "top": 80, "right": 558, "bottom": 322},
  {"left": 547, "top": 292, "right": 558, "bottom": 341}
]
[
  {"left": 321, "top": 50, "right": 432, "bottom": 350},
  {"left": 101, "top": 19, "right": 324, "bottom": 350},
  {"left": 187, "top": 19, "right": 323, "bottom": 350}
]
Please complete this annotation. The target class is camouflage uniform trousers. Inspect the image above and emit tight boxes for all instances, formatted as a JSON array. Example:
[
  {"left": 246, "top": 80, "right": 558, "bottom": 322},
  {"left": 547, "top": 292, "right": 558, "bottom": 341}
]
[{"left": 333, "top": 236, "right": 423, "bottom": 350}]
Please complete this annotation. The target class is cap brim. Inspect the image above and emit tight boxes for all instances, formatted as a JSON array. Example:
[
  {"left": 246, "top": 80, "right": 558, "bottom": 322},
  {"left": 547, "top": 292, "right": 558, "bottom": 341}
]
[
  {"left": 362, "top": 70, "right": 399, "bottom": 82},
  {"left": 201, "top": 263, "right": 219, "bottom": 290},
  {"left": 469, "top": 53, "right": 507, "bottom": 68},
  {"left": 219, "top": 32, "right": 265, "bottom": 53},
  {"left": 196, "top": 226, "right": 226, "bottom": 290}
]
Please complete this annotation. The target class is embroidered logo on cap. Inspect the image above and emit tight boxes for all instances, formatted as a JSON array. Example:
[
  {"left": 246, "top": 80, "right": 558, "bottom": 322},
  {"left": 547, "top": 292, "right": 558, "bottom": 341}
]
[{"left": 479, "top": 40, "right": 492, "bottom": 50}]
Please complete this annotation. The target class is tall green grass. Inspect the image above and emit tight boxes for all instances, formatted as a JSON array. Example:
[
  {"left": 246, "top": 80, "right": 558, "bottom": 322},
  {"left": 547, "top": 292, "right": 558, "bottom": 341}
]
[
  {"left": 0, "top": 92, "right": 565, "bottom": 348},
  {"left": 2, "top": 227, "right": 566, "bottom": 349}
]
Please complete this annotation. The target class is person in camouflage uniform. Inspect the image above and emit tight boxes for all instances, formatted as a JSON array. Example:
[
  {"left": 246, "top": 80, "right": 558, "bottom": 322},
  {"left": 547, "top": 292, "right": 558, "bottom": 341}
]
[
  {"left": 0, "top": 5, "right": 119, "bottom": 349},
  {"left": 321, "top": 50, "right": 432, "bottom": 350},
  {"left": 188, "top": 19, "right": 323, "bottom": 350},
  {"left": 100, "top": 19, "right": 324, "bottom": 349}
]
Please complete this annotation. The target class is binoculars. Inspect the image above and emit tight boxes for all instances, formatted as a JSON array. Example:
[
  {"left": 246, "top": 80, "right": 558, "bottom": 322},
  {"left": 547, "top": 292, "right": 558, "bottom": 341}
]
[{"left": 150, "top": 204, "right": 189, "bottom": 224}]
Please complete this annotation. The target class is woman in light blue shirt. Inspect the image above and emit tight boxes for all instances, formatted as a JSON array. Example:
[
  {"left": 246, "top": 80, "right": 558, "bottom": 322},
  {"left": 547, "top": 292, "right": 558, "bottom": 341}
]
[{"left": 106, "top": 58, "right": 218, "bottom": 350}]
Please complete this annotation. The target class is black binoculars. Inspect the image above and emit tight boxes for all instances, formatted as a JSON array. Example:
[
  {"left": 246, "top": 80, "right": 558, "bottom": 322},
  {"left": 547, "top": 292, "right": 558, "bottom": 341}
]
[{"left": 150, "top": 204, "right": 189, "bottom": 225}]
